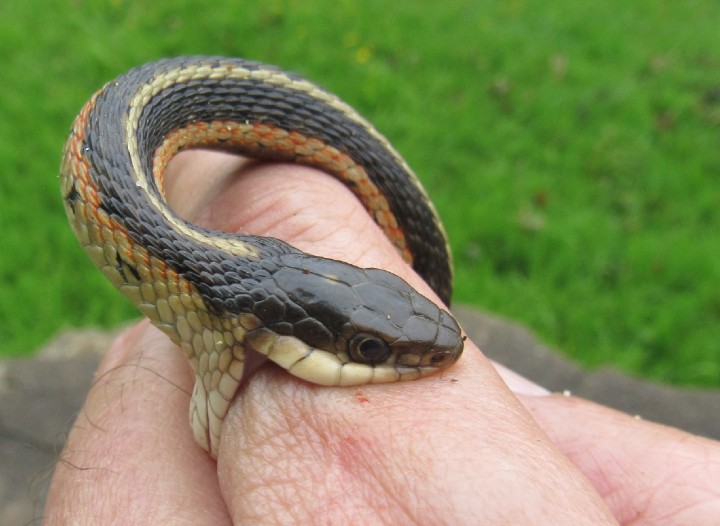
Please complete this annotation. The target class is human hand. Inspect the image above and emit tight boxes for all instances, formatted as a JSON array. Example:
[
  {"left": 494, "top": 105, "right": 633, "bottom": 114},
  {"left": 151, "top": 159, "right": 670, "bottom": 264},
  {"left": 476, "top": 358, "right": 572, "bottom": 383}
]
[
  {"left": 518, "top": 390, "right": 720, "bottom": 524},
  {"left": 45, "top": 151, "right": 718, "bottom": 524}
]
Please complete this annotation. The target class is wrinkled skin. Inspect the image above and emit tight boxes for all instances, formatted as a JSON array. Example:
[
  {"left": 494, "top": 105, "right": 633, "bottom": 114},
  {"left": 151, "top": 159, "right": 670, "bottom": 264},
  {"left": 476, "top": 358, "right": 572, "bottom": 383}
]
[{"left": 45, "top": 152, "right": 720, "bottom": 525}]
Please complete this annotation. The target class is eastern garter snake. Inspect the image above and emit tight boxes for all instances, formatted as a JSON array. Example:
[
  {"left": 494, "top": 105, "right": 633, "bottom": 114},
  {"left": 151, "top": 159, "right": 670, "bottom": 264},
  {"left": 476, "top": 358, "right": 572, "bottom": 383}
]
[{"left": 61, "top": 56, "right": 464, "bottom": 457}]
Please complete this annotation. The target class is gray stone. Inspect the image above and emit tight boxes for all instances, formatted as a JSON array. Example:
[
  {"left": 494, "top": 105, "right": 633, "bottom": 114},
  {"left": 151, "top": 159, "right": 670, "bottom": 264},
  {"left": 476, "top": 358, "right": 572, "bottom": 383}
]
[{"left": 1, "top": 309, "right": 718, "bottom": 523}]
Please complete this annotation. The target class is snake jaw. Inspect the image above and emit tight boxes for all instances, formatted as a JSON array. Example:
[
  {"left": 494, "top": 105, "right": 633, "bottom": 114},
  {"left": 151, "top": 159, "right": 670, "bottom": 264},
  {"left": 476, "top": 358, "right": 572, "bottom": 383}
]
[{"left": 246, "top": 327, "right": 444, "bottom": 386}]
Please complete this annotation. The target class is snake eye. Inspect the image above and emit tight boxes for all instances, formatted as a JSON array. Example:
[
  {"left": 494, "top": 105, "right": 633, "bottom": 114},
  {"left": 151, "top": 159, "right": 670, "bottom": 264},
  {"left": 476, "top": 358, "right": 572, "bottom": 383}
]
[{"left": 349, "top": 334, "right": 391, "bottom": 365}]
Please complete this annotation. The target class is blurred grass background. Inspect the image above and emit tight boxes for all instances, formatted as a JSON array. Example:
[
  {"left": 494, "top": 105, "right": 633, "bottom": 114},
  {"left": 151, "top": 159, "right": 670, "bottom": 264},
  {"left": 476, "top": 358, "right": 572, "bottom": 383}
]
[{"left": 0, "top": 0, "right": 718, "bottom": 386}]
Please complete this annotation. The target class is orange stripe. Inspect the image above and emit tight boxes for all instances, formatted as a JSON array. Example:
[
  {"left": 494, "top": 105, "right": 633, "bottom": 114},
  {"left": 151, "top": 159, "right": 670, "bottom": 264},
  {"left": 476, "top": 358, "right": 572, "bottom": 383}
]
[{"left": 151, "top": 120, "right": 412, "bottom": 264}]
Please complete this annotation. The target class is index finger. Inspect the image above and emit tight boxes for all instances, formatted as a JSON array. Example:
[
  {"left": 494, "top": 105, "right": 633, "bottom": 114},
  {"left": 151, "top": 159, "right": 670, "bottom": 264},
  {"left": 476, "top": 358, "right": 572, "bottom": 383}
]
[{"left": 166, "top": 153, "right": 616, "bottom": 524}]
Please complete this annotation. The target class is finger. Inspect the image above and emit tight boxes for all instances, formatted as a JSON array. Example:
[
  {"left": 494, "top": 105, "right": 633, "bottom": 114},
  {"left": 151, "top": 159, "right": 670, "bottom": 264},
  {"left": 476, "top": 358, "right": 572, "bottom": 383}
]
[
  {"left": 218, "top": 351, "right": 618, "bottom": 524},
  {"left": 519, "top": 393, "right": 720, "bottom": 525},
  {"left": 165, "top": 151, "right": 616, "bottom": 523},
  {"left": 44, "top": 321, "right": 231, "bottom": 525}
]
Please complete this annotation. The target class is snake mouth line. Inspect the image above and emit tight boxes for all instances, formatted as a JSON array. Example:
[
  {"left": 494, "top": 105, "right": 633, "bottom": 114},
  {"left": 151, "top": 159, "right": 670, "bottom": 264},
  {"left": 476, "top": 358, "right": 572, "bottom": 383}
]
[{"left": 246, "top": 328, "right": 438, "bottom": 386}]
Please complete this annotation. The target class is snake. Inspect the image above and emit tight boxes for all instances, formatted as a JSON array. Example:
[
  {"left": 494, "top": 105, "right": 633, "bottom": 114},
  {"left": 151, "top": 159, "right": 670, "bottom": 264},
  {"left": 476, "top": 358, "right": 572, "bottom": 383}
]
[{"left": 60, "top": 56, "right": 464, "bottom": 458}]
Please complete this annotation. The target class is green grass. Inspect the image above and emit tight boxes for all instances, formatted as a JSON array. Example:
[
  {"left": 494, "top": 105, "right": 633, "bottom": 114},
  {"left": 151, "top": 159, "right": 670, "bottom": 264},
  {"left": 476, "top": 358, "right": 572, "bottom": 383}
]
[{"left": 1, "top": 1, "right": 718, "bottom": 386}]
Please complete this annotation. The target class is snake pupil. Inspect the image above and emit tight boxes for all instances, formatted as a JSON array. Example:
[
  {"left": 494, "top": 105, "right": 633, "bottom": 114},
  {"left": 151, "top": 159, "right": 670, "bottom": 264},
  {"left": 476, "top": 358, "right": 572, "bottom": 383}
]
[{"left": 350, "top": 334, "right": 391, "bottom": 364}]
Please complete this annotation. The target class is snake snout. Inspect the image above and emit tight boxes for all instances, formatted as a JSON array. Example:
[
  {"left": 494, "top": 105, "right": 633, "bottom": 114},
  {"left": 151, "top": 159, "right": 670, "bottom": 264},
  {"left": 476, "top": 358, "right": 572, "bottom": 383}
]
[
  {"left": 432, "top": 309, "right": 465, "bottom": 365},
  {"left": 426, "top": 337, "right": 464, "bottom": 368},
  {"left": 396, "top": 307, "right": 464, "bottom": 369}
]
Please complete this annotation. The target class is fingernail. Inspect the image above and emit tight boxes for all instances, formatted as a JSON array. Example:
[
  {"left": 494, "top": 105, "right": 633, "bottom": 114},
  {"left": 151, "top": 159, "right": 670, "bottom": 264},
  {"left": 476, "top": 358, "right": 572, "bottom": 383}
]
[{"left": 494, "top": 363, "right": 551, "bottom": 396}]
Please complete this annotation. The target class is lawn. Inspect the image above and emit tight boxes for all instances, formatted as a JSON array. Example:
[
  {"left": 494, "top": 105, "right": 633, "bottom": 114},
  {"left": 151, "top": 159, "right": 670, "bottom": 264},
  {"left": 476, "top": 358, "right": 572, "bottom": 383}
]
[{"left": 1, "top": 0, "right": 718, "bottom": 386}]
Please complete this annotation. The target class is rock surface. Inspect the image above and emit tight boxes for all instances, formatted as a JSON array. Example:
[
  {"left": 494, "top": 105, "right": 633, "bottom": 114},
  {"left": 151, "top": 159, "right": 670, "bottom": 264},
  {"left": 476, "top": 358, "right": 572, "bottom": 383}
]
[{"left": 2, "top": 308, "right": 718, "bottom": 524}]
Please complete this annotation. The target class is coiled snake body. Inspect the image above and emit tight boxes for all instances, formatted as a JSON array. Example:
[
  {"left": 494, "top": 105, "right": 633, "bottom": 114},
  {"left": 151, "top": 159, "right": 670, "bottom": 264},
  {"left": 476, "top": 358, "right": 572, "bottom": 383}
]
[{"left": 61, "top": 56, "right": 464, "bottom": 457}]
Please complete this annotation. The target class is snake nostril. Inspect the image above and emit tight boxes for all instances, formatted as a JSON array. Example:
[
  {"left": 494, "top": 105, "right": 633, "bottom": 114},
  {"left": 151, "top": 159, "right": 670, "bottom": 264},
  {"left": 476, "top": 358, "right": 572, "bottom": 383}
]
[{"left": 430, "top": 353, "right": 446, "bottom": 365}]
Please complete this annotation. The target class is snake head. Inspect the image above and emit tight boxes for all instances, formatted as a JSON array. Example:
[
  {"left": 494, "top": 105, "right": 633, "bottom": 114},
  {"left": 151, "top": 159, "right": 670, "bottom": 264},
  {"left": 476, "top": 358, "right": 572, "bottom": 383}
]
[{"left": 246, "top": 254, "right": 464, "bottom": 386}]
